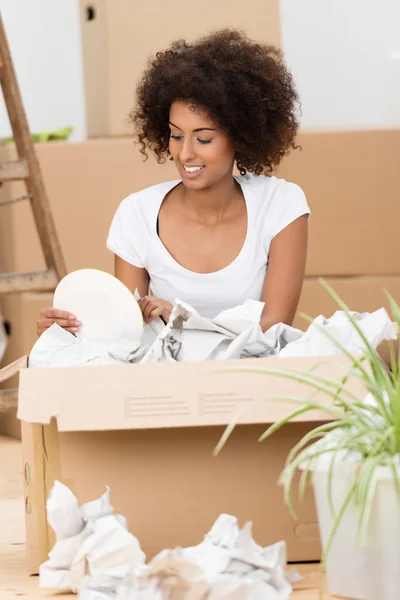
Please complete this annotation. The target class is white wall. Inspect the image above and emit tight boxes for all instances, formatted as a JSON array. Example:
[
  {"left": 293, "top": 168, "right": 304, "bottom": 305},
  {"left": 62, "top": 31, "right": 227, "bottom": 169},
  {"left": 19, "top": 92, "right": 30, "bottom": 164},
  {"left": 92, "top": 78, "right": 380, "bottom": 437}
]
[
  {"left": 280, "top": 0, "right": 400, "bottom": 129},
  {"left": 0, "top": 0, "right": 86, "bottom": 140},
  {"left": 0, "top": 0, "right": 399, "bottom": 135}
]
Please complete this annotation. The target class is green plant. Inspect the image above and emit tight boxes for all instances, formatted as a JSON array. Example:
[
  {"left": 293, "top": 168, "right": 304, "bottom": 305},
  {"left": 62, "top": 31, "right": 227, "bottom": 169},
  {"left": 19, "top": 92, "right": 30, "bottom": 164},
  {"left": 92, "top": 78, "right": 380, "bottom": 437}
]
[
  {"left": 215, "top": 279, "right": 400, "bottom": 565},
  {"left": 1, "top": 126, "right": 73, "bottom": 144}
]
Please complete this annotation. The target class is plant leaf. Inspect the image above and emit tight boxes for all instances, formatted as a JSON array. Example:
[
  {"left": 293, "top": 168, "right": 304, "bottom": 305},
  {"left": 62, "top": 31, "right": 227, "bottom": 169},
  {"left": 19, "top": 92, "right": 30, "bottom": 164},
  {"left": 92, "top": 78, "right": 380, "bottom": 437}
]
[{"left": 213, "top": 410, "right": 243, "bottom": 457}]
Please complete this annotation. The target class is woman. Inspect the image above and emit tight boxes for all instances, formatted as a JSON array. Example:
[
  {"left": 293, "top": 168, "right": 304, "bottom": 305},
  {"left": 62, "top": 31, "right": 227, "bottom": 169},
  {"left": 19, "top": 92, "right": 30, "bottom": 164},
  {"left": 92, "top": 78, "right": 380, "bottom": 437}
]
[{"left": 37, "top": 29, "right": 309, "bottom": 336}]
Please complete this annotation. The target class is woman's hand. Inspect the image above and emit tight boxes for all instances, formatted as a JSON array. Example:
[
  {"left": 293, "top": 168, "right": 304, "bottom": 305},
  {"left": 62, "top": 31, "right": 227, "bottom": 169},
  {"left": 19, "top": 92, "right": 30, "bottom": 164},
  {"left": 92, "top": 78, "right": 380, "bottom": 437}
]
[
  {"left": 138, "top": 296, "right": 173, "bottom": 324},
  {"left": 37, "top": 308, "right": 82, "bottom": 337}
]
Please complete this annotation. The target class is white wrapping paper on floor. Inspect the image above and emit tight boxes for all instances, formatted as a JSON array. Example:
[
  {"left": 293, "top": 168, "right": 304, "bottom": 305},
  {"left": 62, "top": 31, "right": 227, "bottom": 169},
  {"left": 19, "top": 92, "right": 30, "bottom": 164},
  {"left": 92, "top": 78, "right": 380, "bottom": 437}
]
[
  {"left": 46, "top": 480, "right": 85, "bottom": 540},
  {"left": 41, "top": 483, "right": 294, "bottom": 599},
  {"left": 71, "top": 514, "right": 146, "bottom": 593},
  {"left": 114, "top": 514, "right": 292, "bottom": 600},
  {"left": 80, "top": 487, "right": 114, "bottom": 522},
  {"left": 39, "top": 482, "right": 145, "bottom": 593},
  {"left": 180, "top": 514, "right": 291, "bottom": 599}
]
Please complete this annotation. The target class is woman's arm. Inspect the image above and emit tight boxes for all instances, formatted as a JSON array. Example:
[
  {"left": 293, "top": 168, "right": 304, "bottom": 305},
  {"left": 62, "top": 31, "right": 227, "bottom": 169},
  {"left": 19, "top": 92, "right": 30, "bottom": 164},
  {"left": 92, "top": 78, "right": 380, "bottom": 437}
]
[
  {"left": 260, "top": 215, "right": 308, "bottom": 332},
  {"left": 114, "top": 255, "right": 149, "bottom": 297},
  {"left": 114, "top": 255, "right": 173, "bottom": 323}
]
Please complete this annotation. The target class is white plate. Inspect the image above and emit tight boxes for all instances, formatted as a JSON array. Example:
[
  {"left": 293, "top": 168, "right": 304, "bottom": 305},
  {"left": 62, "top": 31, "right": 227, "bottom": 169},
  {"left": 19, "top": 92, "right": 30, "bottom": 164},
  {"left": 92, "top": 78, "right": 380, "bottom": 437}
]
[{"left": 53, "top": 269, "right": 143, "bottom": 346}]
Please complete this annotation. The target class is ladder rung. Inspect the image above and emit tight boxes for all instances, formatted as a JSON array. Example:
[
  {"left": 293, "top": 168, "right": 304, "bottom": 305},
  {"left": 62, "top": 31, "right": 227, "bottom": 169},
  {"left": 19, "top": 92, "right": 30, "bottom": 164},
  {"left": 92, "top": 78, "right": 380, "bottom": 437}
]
[
  {"left": 0, "top": 158, "right": 29, "bottom": 181},
  {"left": 0, "top": 388, "right": 18, "bottom": 412},
  {"left": 0, "top": 268, "right": 58, "bottom": 294},
  {"left": 0, "top": 192, "right": 32, "bottom": 208}
]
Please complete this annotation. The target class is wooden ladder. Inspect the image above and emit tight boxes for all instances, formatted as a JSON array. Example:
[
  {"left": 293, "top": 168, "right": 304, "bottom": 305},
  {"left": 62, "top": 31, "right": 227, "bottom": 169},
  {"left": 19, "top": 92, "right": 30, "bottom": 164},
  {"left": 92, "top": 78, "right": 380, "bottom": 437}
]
[
  {"left": 0, "top": 15, "right": 66, "bottom": 410},
  {"left": 0, "top": 15, "right": 66, "bottom": 294}
]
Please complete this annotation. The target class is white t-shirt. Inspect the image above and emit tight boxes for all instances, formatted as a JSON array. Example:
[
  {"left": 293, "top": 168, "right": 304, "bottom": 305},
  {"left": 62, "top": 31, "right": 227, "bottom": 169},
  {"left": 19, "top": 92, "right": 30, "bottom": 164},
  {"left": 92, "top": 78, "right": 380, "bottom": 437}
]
[{"left": 107, "top": 174, "right": 310, "bottom": 319}]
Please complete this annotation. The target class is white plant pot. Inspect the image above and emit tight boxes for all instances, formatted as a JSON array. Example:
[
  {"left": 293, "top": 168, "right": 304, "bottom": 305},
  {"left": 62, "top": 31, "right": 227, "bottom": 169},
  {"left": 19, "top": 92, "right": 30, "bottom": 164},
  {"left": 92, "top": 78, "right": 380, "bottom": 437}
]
[{"left": 313, "top": 466, "right": 400, "bottom": 600}]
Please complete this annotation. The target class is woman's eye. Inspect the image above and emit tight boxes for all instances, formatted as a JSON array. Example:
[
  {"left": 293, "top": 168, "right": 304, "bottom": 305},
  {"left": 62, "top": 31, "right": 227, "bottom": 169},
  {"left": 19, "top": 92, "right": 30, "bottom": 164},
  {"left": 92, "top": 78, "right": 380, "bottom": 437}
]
[
  {"left": 170, "top": 134, "right": 182, "bottom": 141},
  {"left": 197, "top": 139, "right": 212, "bottom": 145}
]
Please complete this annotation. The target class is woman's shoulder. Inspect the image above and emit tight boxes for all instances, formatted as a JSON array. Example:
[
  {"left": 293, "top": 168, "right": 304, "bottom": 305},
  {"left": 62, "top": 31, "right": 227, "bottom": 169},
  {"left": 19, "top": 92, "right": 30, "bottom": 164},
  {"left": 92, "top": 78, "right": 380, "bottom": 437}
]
[
  {"left": 236, "top": 173, "right": 305, "bottom": 200},
  {"left": 238, "top": 174, "right": 309, "bottom": 236},
  {"left": 107, "top": 180, "right": 180, "bottom": 264},
  {"left": 117, "top": 179, "right": 181, "bottom": 215}
]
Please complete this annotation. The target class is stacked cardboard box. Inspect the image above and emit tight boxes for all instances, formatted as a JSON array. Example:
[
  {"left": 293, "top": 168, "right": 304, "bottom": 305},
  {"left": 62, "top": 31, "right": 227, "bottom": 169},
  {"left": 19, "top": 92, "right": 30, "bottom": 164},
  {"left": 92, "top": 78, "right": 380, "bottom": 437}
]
[
  {"left": 277, "top": 130, "right": 400, "bottom": 328},
  {"left": 78, "top": 0, "right": 281, "bottom": 137}
]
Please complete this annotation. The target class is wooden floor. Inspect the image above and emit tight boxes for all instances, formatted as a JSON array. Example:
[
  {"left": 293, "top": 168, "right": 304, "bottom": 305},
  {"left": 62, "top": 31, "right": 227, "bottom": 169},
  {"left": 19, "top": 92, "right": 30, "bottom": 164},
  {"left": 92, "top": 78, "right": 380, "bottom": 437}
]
[{"left": 0, "top": 435, "right": 341, "bottom": 599}]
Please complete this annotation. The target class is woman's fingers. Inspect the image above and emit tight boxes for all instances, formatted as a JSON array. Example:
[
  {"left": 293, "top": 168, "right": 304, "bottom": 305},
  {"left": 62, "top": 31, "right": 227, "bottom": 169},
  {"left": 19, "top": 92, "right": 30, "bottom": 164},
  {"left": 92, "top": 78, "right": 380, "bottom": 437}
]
[
  {"left": 139, "top": 296, "right": 157, "bottom": 323},
  {"left": 37, "top": 307, "right": 82, "bottom": 337},
  {"left": 40, "top": 307, "right": 77, "bottom": 321},
  {"left": 138, "top": 297, "right": 150, "bottom": 313},
  {"left": 139, "top": 296, "right": 172, "bottom": 324},
  {"left": 147, "top": 305, "right": 164, "bottom": 323},
  {"left": 39, "top": 318, "right": 79, "bottom": 329}
]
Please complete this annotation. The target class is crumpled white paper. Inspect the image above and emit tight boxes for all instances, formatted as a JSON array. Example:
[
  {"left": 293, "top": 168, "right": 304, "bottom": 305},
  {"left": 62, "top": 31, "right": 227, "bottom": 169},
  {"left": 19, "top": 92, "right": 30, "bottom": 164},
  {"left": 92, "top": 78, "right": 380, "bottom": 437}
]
[
  {"left": 28, "top": 298, "right": 301, "bottom": 368},
  {"left": 71, "top": 514, "right": 146, "bottom": 594},
  {"left": 28, "top": 323, "right": 138, "bottom": 369},
  {"left": 47, "top": 480, "right": 84, "bottom": 540},
  {"left": 40, "top": 482, "right": 145, "bottom": 593},
  {"left": 29, "top": 297, "right": 397, "bottom": 369},
  {"left": 115, "top": 514, "right": 293, "bottom": 600},
  {"left": 41, "top": 483, "right": 295, "bottom": 599},
  {"left": 115, "top": 551, "right": 210, "bottom": 600},
  {"left": 140, "top": 300, "right": 302, "bottom": 363},
  {"left": 181, "top": 514, "right": 292, "bottom": 599},
  {"left": 279, "top": 308, "right": 397, "bottom": 358}
]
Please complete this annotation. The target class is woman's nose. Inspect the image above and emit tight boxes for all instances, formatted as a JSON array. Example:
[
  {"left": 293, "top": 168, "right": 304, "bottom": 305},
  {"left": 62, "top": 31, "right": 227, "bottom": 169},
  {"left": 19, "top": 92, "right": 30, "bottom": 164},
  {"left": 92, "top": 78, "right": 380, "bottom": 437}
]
[{"left": 179, "top": 138, "right": 196, "bottom": 163}]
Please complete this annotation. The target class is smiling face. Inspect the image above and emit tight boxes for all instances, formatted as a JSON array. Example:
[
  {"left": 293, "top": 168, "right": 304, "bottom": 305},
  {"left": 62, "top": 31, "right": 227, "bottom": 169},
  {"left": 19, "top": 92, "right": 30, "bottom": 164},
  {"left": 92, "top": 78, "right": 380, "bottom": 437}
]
[{"left": 168, "top": 101, "right": 236, "bottom": 191}]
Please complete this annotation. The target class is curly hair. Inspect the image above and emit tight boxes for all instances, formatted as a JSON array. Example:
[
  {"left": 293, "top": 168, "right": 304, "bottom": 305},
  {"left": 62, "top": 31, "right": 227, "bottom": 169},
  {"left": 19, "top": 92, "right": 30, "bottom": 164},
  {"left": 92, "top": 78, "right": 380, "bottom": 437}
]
[{"left": 131, "top": 29, "right": 300, "bottom": 176}]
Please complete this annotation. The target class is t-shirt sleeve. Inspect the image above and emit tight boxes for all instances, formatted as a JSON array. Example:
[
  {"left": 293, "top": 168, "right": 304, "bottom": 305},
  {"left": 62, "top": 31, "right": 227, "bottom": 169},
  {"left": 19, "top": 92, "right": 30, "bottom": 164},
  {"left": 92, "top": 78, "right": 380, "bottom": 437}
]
[
  {"left": 106, "top": 195, "right": 145, "bottom": 268},
  {"left": 272, "top": 182, "right": 310, "bottom": 238}
]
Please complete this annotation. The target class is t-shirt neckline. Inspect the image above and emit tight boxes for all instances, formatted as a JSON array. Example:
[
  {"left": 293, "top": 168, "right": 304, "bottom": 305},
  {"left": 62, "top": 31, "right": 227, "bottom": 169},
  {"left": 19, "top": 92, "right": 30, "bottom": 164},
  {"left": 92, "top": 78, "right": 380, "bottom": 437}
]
[{"left": 153, "top": 176, "right": 252, "bottom": 278}]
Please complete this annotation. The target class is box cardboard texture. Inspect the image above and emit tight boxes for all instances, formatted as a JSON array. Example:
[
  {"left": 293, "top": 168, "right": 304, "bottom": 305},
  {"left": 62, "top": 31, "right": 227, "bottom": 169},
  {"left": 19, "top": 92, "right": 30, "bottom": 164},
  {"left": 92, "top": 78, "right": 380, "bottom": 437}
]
[
  {"left": 0, "top": 293, "right": 53, "bottom": 439},
  {"left": 1, "top": 131, "right": 400, "bottom": 279},
  {"left": 278, "top": 129, "right": 400, "bottom": 277},
  {"left": 2, "top": 354, "right": 367, "bottom": 575},
  {"left": 79, "top": 0, "right": 281, "bottom": 137}
]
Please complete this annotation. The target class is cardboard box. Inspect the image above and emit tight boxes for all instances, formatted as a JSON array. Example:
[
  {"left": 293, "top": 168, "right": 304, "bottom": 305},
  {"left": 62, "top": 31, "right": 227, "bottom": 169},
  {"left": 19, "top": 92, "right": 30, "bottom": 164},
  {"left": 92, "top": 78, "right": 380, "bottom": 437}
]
[
  {"left": 1, "top": 277, "right": 397, "bottom": 441},
  {"left": 1, "top": 131, "right": 400, "bottom": 279},
  {"left": 2, "top": 354, "right": 365, "bottom": 574},
  {"left": 79, "top": 0, "right": 281, "bottom": 137},
  {"left": 278, "top": 129, "right": 400, "bottom": 276},
  {"left": 0, "top": 293, "right": 53, "bottom": 439}
]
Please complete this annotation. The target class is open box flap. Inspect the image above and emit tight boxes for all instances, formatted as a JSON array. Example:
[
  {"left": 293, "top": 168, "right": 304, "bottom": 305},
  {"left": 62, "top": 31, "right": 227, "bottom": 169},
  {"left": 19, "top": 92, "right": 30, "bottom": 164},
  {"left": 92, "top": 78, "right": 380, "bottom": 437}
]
[
  {"left": 0, "top": 356, "right": 28, "bottom": 384},
  {"left": 17, "top": 355, "right": 366, "bottom": 432}
]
